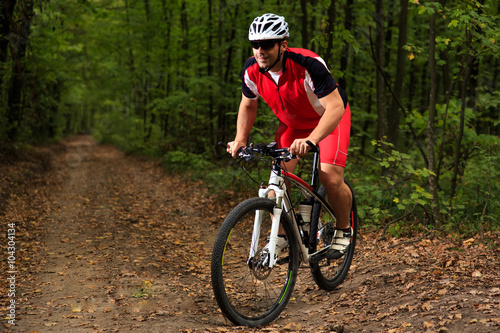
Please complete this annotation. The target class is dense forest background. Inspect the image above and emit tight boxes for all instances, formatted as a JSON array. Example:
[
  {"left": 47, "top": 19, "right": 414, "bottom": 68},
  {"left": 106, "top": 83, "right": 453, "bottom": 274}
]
[{"left": 1, "top": 0, "right": 499, "bottom": 236}]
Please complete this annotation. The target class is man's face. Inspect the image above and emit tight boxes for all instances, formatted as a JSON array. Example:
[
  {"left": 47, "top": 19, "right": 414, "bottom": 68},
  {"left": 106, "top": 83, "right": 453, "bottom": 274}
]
[{"left": 251, "top": 39, "right": 287, "bottom": 71}]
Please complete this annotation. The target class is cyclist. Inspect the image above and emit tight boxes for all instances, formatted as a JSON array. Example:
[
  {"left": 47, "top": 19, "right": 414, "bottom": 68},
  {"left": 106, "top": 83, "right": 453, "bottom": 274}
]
[{"left": 227, "top": 13, "right": 352, "bottom": 259}]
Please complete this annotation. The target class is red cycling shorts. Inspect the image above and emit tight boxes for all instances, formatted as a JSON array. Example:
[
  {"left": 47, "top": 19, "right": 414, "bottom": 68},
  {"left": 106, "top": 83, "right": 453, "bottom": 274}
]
[{"left": 275, "top": 103, "right": 351, "bottom": 167}]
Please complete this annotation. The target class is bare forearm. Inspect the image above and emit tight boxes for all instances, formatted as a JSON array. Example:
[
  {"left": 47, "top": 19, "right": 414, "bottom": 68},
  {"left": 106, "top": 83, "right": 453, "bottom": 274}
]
[
  {"left": 289, "top": 89, "right": 345, "bottom": 156},
  {"left": 227, "top": 95, "right": 258, "bottom": 158},
  {"left": 235, "top": 109, "right": 256, "bottom": 144},
  {"left": 308, "top": 90, "right": 345, "bottom": 144},
  {"left": 308, "top": 109, "right": 344, "bottom": 144},
  {"left": 234, "top": 96, "right": 258, "bottom": 144}
]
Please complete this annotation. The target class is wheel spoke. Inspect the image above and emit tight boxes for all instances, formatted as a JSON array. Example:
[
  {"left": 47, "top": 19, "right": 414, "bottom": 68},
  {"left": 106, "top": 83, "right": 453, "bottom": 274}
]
[
  {"left": 211, "top": 198, "right": 298, "bottom": 327},
  {"left": 309, "top": 181, "right": 358, "bottom": 290}
]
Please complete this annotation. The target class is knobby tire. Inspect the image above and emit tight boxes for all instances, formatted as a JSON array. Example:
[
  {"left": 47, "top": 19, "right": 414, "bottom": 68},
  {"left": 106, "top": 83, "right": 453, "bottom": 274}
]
[
  {"left": 309, "top": 179, "right": 358, "bottom": 290},
  {"left": 211, "top": 197, "right": 299, "bottom": 327}
]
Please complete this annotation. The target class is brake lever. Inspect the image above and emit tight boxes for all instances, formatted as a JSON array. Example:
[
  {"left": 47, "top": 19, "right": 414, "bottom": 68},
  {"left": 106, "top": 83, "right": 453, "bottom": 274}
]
[
  {"left": 283, "top": 151, "right": 296, "bottom": 162},
  {"left": 237, "top": 146, "right": 256, "bottom": 162}
]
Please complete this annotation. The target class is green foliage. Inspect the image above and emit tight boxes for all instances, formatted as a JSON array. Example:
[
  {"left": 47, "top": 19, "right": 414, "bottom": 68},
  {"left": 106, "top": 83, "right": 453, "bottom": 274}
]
[
  {"left": 348, "top": 139, "right": 435, "bottom": 229},
  {"left": 0, "top": 0, "right": 498, "bottom": 239},
  {"left": 349, "top": 131, "right": 499, "bottom": 235},
  {"left": 163, "top": 150, "right": 213, "bottom": 172},
  {"left": 202, "top": 164, "right": 258, "bottom": 196},
  {"left": 442, "top": 134, "right": 500, "bottom": 231}
]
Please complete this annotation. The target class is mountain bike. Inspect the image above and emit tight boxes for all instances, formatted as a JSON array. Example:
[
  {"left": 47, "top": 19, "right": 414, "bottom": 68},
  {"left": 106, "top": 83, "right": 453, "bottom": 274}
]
[{"left": 211, "top": 141, "right": 358, "bottom": 327}]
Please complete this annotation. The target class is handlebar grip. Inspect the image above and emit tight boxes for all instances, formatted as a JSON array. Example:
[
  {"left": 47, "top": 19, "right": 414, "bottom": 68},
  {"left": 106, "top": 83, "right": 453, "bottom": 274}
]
[
  {"left": 306, "top": 140, "right": 319, "bottom": 153},
  {"left": 218, "top": 141, "right": 247, "bottom": 157}
]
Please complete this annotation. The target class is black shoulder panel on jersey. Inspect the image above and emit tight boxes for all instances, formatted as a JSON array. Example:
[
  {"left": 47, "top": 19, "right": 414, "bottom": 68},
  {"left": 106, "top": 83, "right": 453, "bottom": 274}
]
[{"left": 241, "top": 57, "right": 258, "bottom": 99}]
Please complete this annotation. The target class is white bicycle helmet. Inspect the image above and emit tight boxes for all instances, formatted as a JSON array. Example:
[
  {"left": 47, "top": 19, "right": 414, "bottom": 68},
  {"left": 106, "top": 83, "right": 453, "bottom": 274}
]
[{"left": 248, "top": 13, "right": 289, "bottom": 41}]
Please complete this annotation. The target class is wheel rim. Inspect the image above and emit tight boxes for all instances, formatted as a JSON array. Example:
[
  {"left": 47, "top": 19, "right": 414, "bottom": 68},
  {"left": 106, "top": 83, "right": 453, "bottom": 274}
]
[{"left": 217, "top": 201, "right": 296, "bottom": 323}]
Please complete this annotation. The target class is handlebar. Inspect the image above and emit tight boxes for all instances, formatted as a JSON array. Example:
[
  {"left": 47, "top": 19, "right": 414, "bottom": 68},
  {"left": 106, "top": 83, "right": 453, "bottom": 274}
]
[{"left": 218, "top": 141, "right": 319, "bottom": 162}]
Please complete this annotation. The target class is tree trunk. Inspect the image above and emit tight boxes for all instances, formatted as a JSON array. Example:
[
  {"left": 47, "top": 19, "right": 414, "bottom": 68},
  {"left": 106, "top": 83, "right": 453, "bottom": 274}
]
[
  {"left": 375, "top": 0, "right": 387, "bottom": 140},
  {"left": 223, "top": 3, "right": 240, "bottom": 84},
  {"left": 324, "top": 0, "right": 336, "bottom": 66},
  {"left": 143, "top": 0, "right": 151, "bottom": 141},
  {"left": 124, "top": 0, "right": 136, "bottom": 75},
  {"left": 207, "top": 0, "right": 214, "bottom": 141},
  {"left": 300, "top": 0, "right": 308, "bottom": 48},
  {"left": 450, "top": 26, "right": 474, "bottom": 198},
  {"left": 0, "top": 0, "right": 16, "bottom": 92},
  {"left": 339, "top": 0, "right": 353, "bottom": 91},
  {"left": 160, "top": 0, "right": 171, "bottom": 137},
  {"left": 6, "top": 0, "right": 33, "bottom": 142},
  {"left": 383, "top": 0, "right": 394, "bottom": 68},
  {"left": 387, "top": 0, "right": 408, "bottom": 146},
  {"left": 179, "top": 0, "right": 188, "bottom": 94},
  {"left": 0, "top": 0, "right": 16, "bottom": 64},
  {"left": 489, "top": 57, "right": 498, "bottom": 135},
  {"left": 426, "top": 9, "right": 441, "bottom": 225}
]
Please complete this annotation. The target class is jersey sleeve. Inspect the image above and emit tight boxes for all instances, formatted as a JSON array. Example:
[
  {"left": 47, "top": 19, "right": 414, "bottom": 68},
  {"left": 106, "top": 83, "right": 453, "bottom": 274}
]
[
  {"left": 305, "top": 55, "right": 348, "bottom": 108},
  {"left": 241, "top": 58, "right": 259, "bottom": 100},
  {"left": 307, "top": 56, "right": 338, "bottom": 98}
]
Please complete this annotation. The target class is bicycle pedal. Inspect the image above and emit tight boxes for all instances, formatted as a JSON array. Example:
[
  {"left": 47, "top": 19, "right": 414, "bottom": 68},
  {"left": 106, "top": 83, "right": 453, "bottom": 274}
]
[
  {"left": 309, "top": 246, "right": 330, "bottom": 263},
  {"left": 309, "top": 245, "right": 347, "bottom": 263}
]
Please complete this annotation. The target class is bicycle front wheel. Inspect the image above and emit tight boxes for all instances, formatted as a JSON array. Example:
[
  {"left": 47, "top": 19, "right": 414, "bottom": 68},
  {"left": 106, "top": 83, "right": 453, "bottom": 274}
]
[
  {"left": 211, "top": 197, "right": 299, "bottom": 327},
  {"left": 309, "top": 179, "right": 358, "bottom": 290}
]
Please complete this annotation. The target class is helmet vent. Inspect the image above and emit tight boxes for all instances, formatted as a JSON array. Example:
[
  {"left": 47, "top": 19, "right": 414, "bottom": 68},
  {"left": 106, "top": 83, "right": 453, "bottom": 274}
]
[{"left": 248, "top": 13, "right": 289, "bottom": 41}]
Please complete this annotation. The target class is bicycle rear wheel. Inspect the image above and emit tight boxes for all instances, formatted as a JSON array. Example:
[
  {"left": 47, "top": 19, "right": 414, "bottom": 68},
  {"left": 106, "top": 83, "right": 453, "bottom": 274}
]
[
  {"left": 211, "top": 197, "right": 299, "bottom": 327},
  {"left": 309, "top": 179, "right": 358, "bottom": 290}
]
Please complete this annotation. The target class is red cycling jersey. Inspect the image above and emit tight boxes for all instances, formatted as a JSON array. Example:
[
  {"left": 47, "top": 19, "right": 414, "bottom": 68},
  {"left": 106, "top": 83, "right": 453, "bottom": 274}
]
[{"left": 241, "top": 48, "right": 351, "bottom": 167}]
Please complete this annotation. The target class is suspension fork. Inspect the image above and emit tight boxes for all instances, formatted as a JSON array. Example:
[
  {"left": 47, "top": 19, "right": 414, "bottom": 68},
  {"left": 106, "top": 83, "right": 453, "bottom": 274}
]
[{"left": 247, "top": 171, "right": 284, "bottom": 268}]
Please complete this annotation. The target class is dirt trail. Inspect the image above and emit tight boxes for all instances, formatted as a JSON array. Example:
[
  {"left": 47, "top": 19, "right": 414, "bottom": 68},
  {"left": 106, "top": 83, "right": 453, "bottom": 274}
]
[{"left": 1, "top": 136, "right": 499, "bottom": 332}]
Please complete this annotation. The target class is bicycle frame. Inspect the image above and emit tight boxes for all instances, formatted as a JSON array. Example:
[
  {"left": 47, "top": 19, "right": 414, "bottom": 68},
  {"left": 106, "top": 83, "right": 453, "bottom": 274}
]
[
  {"left": 213, "top": 141, "right": 358, "bottom": 326},
  {"left": 250, "top": 154, "right": 336, "bottom": 268}
]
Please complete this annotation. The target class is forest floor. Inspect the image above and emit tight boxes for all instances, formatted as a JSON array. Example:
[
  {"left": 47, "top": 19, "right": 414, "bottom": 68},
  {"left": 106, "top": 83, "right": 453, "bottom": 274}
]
[{"left": 1, "top": 135, "right": 499, "bottom": 333}]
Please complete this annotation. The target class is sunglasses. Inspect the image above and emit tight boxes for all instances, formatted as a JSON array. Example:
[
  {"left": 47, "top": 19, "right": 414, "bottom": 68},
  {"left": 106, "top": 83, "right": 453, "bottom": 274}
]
[{"left": 250, "top": 39, "right": 280, "bottom": 50}]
